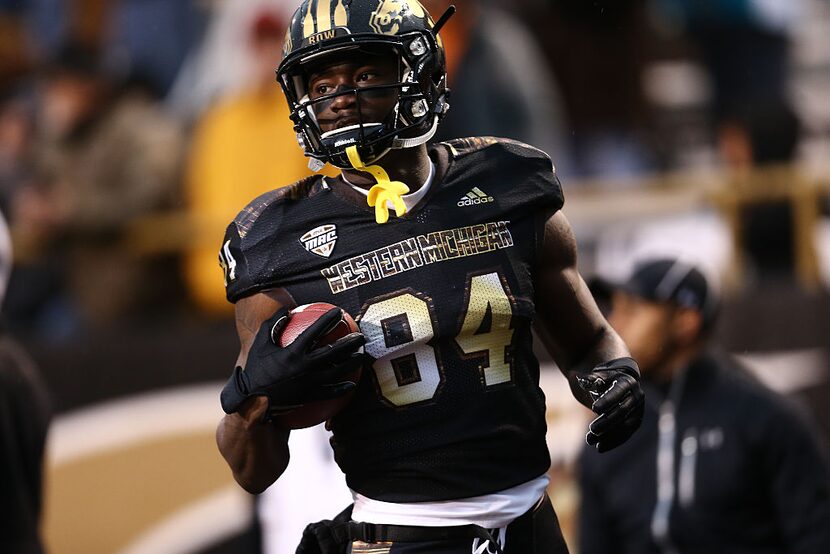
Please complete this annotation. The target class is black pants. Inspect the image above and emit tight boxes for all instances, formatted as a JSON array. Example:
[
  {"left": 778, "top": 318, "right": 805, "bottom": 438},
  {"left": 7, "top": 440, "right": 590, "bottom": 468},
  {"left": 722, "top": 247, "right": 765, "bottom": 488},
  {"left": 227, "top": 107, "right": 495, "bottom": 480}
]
[{"left": 348, "top": 495, "right": 569, "bottom": 554}]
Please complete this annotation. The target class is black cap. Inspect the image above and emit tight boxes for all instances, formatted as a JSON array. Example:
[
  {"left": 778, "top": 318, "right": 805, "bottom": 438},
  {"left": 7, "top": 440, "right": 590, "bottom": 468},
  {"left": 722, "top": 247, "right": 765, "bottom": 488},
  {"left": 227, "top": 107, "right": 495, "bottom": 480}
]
[{"left": 592, "top": 258, "right": 719, "bottom": 329}]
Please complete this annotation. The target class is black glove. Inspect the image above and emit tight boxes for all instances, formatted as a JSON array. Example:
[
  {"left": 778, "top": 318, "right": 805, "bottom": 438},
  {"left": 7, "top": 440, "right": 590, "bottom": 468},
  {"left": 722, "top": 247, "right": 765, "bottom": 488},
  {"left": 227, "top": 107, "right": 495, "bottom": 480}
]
[
  {"left": 578, "top": 357, "right": 645, "bottom": 453},
  {"left": 220, "top": 307, "right": 366, "bottom": 418}
]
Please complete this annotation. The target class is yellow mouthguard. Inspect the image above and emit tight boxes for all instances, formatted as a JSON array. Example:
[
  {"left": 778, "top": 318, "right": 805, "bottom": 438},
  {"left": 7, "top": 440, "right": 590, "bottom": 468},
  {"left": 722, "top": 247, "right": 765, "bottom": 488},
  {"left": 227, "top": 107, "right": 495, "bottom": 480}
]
[{"left": 346, "top": 146, "right": 409, "bottom": 224}]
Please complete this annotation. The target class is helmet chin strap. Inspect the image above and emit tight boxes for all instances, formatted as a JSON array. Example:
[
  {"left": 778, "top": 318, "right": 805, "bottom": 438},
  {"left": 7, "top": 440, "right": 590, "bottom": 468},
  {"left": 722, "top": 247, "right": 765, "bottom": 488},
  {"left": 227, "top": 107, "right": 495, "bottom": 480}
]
[
  {"left": 392, "top": 115, "right": 440, "bottom": 149},
  {"left": 346, "top": 145, "right": 409, "bottom": 224}
]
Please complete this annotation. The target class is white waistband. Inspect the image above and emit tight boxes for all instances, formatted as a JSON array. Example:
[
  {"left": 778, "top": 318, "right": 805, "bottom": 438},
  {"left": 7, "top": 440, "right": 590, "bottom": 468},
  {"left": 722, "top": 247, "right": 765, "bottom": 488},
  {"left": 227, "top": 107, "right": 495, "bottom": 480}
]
[{"left": 351, "top": 474, "right": 550, "bottom": 529}]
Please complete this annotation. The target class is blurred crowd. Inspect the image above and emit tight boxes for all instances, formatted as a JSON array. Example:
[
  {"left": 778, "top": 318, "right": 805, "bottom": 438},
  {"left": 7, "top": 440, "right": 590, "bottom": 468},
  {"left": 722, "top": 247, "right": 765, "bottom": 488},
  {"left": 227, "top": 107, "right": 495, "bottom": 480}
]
[
  {"left": 1, "top": 1, "right": 830, "bottom": 553},
  {"left": 0, "top": 0, "right": 823, "bottom": 341}
]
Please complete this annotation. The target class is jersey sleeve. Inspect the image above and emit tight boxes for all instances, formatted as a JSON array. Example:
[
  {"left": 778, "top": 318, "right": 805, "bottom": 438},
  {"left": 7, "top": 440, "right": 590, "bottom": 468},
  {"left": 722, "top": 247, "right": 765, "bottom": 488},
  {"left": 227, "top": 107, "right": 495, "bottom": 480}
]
[
  {"left": 497, "top": 139, "right": 566, "bottom": 251},
  {"left": 494, "top": 138, "right": 565, "bottom": 216},
  {"left": 441, "top": 137, "right": 565, "bottom": 265},
  {"left": 443, "top": 136, "right": 565, "bottom": 217},
  {"left": 218, "top": 186, "right": 295, "bottom": 303}
]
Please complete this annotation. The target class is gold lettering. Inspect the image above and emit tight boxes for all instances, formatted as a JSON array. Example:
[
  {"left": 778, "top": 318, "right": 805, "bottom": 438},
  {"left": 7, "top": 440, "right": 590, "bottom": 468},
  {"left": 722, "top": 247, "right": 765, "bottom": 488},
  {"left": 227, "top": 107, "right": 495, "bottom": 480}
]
[
  {"left": 483, "top": 223, "right": 499, "bottom": 249},
  {"left": 401, "top": 238, "right": 424, "bottom": 269},
  {"left": 323, "top": 223, "right": 514, "bottom": 294},
  {"left": 497, "top": 221, "right": 514, "bottom": 247},
  {"left": 377, "top": 248, "right": 396, "bottom": 275},
  {"left": 440, "top": 230, "right": 459, "bottom": 258},
  {"left": 363, "top": 252, "right": 384, "bottom": 280},
  {"left": 307, "top": 29, "right": 336, "bottom": 45},
  {"left": 473, "top": 224, "right": 490, "bottom": 252},
  {"left": 322, "top": 266, "right": 346, "bottom": 294},
  {"left": 455, "top": 227, "right": 477, "bottom": 256},
  {"left": 418, "top": 232, "right": 446, "bottom": 264},
  {"left": 351, "top": 259, "right": 373, "bottom": 286}
]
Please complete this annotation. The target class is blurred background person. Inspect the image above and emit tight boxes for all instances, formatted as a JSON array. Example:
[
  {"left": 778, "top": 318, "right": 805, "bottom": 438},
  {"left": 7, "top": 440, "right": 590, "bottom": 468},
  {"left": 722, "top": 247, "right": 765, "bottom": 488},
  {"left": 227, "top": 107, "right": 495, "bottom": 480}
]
[
  {"left": 0, "top": 89, "right": 33, "bottom": 220},
  {"left": 167, "top": 0, "right": 295, "bottom": 122},
  {"left": 0, "top": 2, "right": 31, "bottom": 97},
  {"left": 527, "top": 0, "right": 657, "bottom": 179},
  {"left": 422, "top": 0, "right": 571, "bottom": 173},
  {"left": 0, "top": 0, "right": 826, "bottom": 552},
  {"left": 651, "top": 0, "right": 805, "bottom": 281},
  {"left": 7, "top": 42, "right": 185, "bottom": 335},
  {"left": 106, "top": 0, "right": 209, "bottom": 99},
  {"left": 183, "top": 9, "right": 336, "bottom": 316},
  {"left": 579, "top": 257, "right": 830, "bottom": 553},
  {"left": 0, "top": 209, "right": 52, "bottom": 554},
  {"left": 182, "top": 8, "right": 350, "bottom": 554},
  {"left": 652, "top": 0, "right": 801, "bottom": 132}
]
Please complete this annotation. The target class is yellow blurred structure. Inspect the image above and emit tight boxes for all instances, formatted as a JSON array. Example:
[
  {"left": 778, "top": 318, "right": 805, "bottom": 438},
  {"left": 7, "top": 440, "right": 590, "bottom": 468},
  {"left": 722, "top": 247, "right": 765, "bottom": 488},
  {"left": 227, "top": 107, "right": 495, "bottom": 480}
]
[{"left": 183, "top": 88, "right": 336, "bottom": 314}]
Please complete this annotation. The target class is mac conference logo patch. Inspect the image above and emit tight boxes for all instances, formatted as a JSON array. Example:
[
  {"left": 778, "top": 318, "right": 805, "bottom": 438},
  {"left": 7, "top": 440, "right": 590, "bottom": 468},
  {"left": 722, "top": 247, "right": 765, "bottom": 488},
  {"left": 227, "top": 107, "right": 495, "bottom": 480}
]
[{"left": 301, "top": 224, "right": 338, "bottom": 258}]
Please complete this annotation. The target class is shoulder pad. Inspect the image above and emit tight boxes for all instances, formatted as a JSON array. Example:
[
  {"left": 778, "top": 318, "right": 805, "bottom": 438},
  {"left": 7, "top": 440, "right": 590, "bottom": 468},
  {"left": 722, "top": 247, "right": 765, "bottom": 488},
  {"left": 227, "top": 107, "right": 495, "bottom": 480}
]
[
  {"left": 442, "top": 137, "right": 501, "bottom": 158},
  {"left": 442, "top": 136, "right": 552, "bottom": 164},
  {"left": 221, "top": 175, "right": 321, "bottom": 302},
  {"left": 232, "top": 175, "right": 319, "bottom": 238}
]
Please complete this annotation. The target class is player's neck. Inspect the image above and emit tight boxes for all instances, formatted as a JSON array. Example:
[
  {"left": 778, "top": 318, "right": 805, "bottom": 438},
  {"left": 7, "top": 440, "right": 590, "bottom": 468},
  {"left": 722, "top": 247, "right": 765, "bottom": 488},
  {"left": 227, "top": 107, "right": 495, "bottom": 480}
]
[{"left": 340, "top": 145, "right": 432, "bottom": 193}]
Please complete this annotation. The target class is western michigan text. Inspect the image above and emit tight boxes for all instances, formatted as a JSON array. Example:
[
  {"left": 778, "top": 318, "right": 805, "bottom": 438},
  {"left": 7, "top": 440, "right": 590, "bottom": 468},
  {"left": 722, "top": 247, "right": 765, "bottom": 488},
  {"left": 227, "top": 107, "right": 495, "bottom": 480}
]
[{"left": 321, "top": 221, "right": 514, "bottom": 294}]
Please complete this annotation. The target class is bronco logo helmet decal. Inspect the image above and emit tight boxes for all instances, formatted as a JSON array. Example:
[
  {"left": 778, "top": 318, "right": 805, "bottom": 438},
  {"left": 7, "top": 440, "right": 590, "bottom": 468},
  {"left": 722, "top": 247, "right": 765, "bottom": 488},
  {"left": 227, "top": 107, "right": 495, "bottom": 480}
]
[{"left": 369, "top": 0, "right": 427, "bottom": 35}]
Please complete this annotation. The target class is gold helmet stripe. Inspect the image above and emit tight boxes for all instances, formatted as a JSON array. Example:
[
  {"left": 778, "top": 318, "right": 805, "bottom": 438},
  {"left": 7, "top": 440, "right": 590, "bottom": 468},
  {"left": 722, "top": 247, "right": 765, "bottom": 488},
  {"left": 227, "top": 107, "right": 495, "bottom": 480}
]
[
  {"left": 316, "top": 0, "right": 332, "bottom": 33},
  {"left": 303, "top": 1, "right": 315, "bottom": 38},
  {"left": 334, "top": 0, "right": 348, "bottom": 27}
]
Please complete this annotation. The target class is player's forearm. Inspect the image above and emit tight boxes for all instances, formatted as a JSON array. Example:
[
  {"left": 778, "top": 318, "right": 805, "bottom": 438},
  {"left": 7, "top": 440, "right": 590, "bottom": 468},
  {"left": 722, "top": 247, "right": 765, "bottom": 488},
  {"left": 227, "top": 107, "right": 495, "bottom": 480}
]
[
  {"left": 216, "top": 397, "right": 290, "bottom": 494},
  {"left": 560, "top": 325, "right": 631, "bottom": 408}
]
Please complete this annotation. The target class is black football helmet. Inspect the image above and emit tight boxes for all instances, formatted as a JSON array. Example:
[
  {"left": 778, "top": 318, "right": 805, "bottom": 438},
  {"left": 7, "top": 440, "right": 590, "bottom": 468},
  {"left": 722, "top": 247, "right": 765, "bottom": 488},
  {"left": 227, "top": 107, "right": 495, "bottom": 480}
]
[{"left": 277, "top": 0, "right": 452, "bottom": 169}]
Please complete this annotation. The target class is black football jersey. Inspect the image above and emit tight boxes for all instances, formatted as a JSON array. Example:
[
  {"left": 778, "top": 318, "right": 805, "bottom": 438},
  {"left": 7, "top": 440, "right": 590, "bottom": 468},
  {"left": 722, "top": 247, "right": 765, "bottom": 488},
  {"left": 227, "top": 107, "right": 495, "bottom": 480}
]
[{"left": 220, "top": 137, "right": 564, "bottom": 502}]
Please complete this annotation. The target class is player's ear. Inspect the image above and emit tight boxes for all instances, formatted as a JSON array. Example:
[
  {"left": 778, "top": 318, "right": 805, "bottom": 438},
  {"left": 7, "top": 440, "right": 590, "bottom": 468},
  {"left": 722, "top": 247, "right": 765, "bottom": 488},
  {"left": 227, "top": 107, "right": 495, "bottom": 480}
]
[{"left": 672, "top": 307, "right": 704, "bottom": 346}]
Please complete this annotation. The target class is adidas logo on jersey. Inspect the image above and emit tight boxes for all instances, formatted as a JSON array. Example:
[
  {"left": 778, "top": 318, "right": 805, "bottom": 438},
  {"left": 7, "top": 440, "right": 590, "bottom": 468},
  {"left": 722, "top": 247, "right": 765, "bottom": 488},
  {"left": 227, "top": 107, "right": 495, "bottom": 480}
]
[
  {"left": 300, "top": 224, "right": 337, "bottom": 258},
  {"left": 457, "top": 187, "right": 494, "bottom": 207}
]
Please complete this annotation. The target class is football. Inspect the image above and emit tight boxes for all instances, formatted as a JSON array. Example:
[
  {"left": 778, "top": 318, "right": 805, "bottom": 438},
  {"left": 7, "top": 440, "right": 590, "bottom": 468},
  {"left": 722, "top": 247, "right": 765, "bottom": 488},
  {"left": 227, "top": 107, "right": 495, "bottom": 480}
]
[{"left": 275, "top": 302, "right": 362, "bottom": 429}]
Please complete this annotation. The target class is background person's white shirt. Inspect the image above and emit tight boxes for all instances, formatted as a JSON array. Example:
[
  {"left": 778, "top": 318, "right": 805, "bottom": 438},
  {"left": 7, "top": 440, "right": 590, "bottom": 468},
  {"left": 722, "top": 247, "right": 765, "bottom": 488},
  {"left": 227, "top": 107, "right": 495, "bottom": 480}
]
[{"left": 258, "top": 425, "right": 353, "bottom": 554}]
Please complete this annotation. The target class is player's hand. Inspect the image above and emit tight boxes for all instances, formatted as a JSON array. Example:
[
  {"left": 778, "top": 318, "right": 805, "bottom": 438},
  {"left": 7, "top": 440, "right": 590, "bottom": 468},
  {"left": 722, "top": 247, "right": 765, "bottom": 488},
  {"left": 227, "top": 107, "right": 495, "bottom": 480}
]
[
  {"left": 220, "top": 307, "right": 366, "bottom": 417},
  {"left": 578, "top": 357, "right": 644, "bottom": 453}
]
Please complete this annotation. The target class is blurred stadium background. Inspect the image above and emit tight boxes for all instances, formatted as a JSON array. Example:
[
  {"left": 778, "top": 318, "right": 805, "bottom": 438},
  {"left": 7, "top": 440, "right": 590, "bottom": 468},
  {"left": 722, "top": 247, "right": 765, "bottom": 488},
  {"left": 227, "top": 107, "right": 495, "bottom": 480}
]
[{"left": 1, "top": 0, "right": 829, "bottom": 552}]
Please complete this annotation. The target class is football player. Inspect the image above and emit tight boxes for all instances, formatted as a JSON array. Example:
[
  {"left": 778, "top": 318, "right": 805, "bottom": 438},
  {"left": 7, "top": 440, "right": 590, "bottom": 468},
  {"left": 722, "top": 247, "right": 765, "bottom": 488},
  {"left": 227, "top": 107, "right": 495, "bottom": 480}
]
[{"left": 216, "top": 1, "right": 644, "bottom": 552}]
